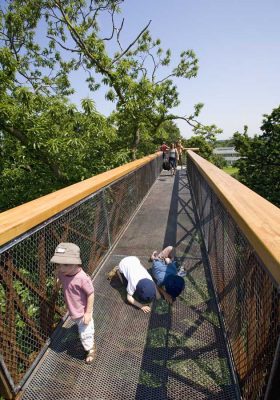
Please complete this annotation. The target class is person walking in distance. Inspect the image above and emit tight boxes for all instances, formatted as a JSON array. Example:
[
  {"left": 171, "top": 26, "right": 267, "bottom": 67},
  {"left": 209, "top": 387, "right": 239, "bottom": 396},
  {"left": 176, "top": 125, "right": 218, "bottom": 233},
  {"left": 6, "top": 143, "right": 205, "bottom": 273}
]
[
  {"left": 176, "top": 140, "right": 187, "bottom": 169},
  {"left": 160, "top": 141, "right": 170, "bottom": 161},
  {"left": 169, "top": 143, "right": 179, "bottom": 176}
]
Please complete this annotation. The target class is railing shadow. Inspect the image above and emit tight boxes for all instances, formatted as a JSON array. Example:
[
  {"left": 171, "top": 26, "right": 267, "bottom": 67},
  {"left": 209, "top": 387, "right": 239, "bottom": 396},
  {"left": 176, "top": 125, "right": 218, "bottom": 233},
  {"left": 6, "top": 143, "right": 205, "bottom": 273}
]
[{"left": 135, "top": 170, "right": 238, "bottom": 399}]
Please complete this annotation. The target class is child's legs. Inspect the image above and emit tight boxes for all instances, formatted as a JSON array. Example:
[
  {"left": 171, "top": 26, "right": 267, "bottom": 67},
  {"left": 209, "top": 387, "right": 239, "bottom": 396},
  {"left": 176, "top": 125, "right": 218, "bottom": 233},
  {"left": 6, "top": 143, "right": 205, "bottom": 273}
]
[
  {"left": 76, "top": 317, "right": 95, "bottom": 351},
  {"left": 158, "top": 246, "right": 173, "bottom": 259}
]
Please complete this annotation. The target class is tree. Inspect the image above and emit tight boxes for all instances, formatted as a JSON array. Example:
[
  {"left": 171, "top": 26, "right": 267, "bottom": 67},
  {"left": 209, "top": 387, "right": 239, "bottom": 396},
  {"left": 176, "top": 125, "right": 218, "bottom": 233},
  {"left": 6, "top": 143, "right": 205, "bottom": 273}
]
[
  {"left": 215, "top": 138, "right": 235, "bottom": 147},
  {"left": 233, "top": 107, "right": 280, "bottom": 207},
  {"left": 0, "top": 0, "right": 221, "bottom": 210},
  {"left": 211, "top": 154, "right": 227, "bottom": 169},
  {"left": 42, "top": 0, "right": 207, "bottom": 158},
  {"left": 0, "top": 92, "right": 117, "bottom": 210},
  {"left": 160, "top": 120, "right": 181, "bottom": 144},
  {"left": 184, "top": 121, "right": 222, "bottom": 161}
]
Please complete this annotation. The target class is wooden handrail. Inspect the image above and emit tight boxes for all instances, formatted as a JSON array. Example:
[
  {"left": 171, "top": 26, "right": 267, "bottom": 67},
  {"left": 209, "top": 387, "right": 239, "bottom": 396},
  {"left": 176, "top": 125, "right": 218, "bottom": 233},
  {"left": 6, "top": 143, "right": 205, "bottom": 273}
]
[
  {"left": 187, "top": 150, "right": 280, "bottom": 285},
  {"left": 0, "top": 153, "right": 160, "bottom": 247}
]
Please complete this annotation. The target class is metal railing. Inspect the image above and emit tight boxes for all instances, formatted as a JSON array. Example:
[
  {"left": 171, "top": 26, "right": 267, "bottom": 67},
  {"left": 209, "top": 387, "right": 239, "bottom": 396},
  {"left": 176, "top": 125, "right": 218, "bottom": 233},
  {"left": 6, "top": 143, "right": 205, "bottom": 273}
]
[
  {"left": 1, "top": 148, "right": 279, "bottom": 399},
  {"left": 187, "top": 150, "right": 280, "bottom": 400},
  {"left": 0, "top": 153, "right": 162, "bottom": 397}
]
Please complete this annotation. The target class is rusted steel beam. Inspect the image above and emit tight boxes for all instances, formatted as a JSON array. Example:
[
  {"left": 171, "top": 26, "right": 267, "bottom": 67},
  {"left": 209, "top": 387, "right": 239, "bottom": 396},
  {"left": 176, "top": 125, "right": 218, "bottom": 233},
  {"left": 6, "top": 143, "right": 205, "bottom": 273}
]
[
  {"left": 0, "top": 363, "right": 13, "bottom": 400},
  {"left": 1, "top": 255, "right": 64, "bottom": 316}
]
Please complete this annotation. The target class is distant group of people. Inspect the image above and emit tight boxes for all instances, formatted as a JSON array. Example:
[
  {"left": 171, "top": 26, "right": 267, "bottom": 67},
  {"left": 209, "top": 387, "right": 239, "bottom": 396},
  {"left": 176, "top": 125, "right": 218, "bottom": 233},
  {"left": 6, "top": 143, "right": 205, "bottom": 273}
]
[
  {"left": 160, "top": 140, "right": 187, "bottom": 174},
  {"left": 50, "top": 241, "right": 186, "bottom": 364}
]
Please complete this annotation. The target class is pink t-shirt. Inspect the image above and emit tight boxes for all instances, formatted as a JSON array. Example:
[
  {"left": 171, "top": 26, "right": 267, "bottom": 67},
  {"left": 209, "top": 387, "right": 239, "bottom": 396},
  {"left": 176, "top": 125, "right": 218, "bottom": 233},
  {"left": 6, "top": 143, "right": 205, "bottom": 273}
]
[{"left": 58, "top": 269, "right": 94, "bottom": 319}]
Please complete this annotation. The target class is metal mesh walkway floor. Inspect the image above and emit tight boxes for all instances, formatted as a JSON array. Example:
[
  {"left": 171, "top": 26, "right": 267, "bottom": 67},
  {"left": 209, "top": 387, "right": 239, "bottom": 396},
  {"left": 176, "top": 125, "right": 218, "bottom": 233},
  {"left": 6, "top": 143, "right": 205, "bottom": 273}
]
[{"left": 20, "top": 169, "right": 239, "bottom": 400}]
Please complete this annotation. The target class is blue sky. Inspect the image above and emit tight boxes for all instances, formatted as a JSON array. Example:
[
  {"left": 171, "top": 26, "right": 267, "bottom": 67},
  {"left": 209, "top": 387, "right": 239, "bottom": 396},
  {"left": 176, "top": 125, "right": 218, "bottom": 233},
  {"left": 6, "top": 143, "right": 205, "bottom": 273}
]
[
  {"left": 4, "top": 0, "right": 278, "bottom": 140},
  {"left": 68, "top": 0, "right": 280, "bottom": 139}
]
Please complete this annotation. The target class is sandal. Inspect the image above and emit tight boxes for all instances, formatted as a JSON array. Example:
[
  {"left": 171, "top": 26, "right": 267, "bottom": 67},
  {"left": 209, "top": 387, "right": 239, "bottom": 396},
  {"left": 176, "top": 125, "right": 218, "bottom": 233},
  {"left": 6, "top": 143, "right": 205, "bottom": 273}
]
[{"left": 85, "top": 344, "right": 96, "bottom": 364}]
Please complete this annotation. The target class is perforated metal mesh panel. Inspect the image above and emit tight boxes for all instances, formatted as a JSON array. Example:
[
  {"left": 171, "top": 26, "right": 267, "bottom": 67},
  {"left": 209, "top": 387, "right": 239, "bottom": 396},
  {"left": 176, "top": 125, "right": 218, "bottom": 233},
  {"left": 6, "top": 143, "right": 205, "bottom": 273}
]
[
  {"left": 0, "top": 156, "right": 162, "bottom": 393},
  {"left": 188, "top": 157, "right": 280, "bottom": 400}
]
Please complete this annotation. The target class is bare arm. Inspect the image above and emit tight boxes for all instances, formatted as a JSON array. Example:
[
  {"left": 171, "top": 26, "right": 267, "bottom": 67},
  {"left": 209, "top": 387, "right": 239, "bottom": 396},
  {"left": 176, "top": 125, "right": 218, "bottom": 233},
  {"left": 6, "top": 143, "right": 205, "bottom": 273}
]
[
  {"left": 127, "top": 294, "right": 151, "bottom": 313},
  {"left": 155, "top": 286, "right": 161, "bottom": 300},
  {"left": 84, "top": 292, "right": 94, "bottom": 324},
  {"left": 117, "top": 271, "right": 151, "bottom": 312}
]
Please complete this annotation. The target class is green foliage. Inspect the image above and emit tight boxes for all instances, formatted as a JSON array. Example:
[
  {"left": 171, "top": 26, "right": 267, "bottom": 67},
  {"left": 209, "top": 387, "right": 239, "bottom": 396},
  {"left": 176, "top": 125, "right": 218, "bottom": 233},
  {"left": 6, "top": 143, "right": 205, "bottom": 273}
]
[
  {"left": 159, "top": 120, "right": 181, "bottom": 144},
  {"left": 15, "top": 0, "right": 202, "bottom": 157},
  {"left": 223, "top": 166, "right": 239, "bottom": 179},
  {"left": 211, "top": 154, "right": 228, "bottom": 169},
  {"left": 0, "top": 0, "right": 221, "bottom": 210},
  {"left": 233, "top": 106, "right": 280, "bottom": 207},
  {"left": 215, "top": 138, "right": 235, "bottom": 147},
  {"left": 185, "top": 135, "right": 214, "bottom": 160},
  {"left": 0, "top": 89, "right": 117, "bottom": 210}
]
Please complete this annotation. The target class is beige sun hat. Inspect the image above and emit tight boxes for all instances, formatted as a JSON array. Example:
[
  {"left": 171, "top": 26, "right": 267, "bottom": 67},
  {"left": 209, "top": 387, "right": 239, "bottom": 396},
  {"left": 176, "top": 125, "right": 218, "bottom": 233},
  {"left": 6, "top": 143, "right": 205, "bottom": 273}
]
[{"left": 50, "top": 243, "right": 82, "bottom": 265}]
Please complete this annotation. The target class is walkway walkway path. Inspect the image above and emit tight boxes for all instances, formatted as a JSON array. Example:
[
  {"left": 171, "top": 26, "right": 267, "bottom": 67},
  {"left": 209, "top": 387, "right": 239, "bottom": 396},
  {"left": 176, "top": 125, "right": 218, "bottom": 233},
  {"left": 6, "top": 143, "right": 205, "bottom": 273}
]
[{"left": 20, "top": 169, "right": 238, "bottom": 400}]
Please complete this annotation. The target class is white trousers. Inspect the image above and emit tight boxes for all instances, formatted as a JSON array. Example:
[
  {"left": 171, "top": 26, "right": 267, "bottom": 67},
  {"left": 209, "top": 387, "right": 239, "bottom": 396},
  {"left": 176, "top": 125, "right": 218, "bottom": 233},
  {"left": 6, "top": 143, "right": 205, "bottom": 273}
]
[{"left": 74, "top": 316, "right": 95, "bottom": 351}]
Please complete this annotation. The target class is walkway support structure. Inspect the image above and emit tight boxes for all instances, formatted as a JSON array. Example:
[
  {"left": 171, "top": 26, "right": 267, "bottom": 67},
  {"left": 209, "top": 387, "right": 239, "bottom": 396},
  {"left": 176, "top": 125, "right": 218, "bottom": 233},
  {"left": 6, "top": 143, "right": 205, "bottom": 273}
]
[
  {"left": 187, "top": 150, "right": 280, "bottom": 400},
  {"left": 0, "top": 153, "right": 162, "bottom": 397}
]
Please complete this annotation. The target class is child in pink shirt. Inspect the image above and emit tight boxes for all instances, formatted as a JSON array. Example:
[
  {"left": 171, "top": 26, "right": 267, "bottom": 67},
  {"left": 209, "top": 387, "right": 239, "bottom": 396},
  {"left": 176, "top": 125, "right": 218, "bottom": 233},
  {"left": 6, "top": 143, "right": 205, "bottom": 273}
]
[{"left": 50, "top": 242, "right": 95, "bottom": 364}]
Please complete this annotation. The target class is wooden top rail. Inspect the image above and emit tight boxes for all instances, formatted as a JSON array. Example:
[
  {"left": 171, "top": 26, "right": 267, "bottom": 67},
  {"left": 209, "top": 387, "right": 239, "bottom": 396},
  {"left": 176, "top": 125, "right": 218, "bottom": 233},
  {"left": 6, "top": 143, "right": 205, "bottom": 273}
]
[
  {"left": 0, "top": 153, "right": 160, "bottom": 247},
  {"left": 187, "top": 150, "right": 280, "bottom": 285}
]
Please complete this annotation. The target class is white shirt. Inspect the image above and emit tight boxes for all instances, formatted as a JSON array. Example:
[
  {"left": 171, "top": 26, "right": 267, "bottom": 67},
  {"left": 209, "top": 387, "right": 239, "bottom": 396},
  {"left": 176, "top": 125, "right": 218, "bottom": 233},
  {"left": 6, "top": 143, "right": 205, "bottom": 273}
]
[
  {"left": 169, "top": 148, "right": 176, "bottom": 158},
  {"left": 118, "top": 256, "right": 153, "bottom": 296}
]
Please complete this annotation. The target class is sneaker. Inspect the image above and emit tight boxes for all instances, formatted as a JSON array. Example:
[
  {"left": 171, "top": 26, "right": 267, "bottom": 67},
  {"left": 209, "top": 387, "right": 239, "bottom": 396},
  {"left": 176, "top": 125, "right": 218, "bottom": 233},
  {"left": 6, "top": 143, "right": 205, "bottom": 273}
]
[{"left": 177, "top": 267, "right": 186, "bottom": 277}]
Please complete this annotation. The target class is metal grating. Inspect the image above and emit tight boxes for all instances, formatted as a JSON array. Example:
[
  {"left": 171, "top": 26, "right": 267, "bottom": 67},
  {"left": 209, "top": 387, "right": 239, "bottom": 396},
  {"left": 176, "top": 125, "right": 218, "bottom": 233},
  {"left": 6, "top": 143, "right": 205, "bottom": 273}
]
[{"left": 188, "top": 157, "right": 280, "bottom": 400}]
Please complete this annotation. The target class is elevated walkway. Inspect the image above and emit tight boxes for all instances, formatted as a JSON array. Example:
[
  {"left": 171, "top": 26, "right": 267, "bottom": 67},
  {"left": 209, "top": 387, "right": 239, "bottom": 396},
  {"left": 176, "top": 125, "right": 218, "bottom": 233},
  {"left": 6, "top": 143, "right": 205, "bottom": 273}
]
[{"left": 20, "top": 169, "right": 238, "bottom": 399}]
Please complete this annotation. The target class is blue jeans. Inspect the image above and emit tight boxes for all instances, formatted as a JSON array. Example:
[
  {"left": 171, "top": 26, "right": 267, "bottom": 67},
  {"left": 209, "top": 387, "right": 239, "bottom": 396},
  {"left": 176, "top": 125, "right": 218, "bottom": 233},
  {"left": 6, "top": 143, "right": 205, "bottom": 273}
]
[
  {"left": 169, "top": 157, "right": 176, "bottom": 169},
  {"left": 151, "top": 260, "right": 178, "bottom": 286}
]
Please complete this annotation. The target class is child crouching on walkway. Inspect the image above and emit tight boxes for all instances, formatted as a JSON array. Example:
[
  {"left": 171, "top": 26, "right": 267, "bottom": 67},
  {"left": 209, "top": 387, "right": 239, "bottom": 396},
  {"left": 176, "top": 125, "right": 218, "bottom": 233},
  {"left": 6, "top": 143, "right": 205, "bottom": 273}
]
[
  {"left": 151, "top": 246, "right": 185, "bottom": 302},
  {"left": 50, "top": 242, "right": 96, "bottom": 364}
]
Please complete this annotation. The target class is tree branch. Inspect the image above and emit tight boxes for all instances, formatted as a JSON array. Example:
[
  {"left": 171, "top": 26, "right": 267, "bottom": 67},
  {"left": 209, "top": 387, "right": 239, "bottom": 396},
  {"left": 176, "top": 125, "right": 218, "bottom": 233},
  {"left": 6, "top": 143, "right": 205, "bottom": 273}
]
[
  {"left": 101, "top": 10, "right": 116, "bottom": 41},
  {"left": 116, "top": 17, "right": 124, "bottom": 50},
  {"left": 46, "top": 35, "right": 80, "bottom": 53},
  {"left": 161, "top": 114, "right": 198, "bottom": 128},
  {"left": 155, "top": 73, "right": 175, "bottom": 85},
  {"left": 112, "top": 20, "right": 152, "bottom": 64},
  {"left": 53, "top": 0, "right": 126, "bottom": 103},
  {"left": 92, "top": 1, "right": 111, "bottom": 21}
]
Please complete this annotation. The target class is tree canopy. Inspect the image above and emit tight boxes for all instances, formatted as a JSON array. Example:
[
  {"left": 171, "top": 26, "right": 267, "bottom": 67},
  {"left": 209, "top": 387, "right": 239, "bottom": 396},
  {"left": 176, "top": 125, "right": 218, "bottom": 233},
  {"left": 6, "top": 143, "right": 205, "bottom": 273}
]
[
  {"left": 0, "top": 0, "right": 221, "bottom": 211},
  {"left": 233, "top": 106, "right": 280, "bottom": 207}
]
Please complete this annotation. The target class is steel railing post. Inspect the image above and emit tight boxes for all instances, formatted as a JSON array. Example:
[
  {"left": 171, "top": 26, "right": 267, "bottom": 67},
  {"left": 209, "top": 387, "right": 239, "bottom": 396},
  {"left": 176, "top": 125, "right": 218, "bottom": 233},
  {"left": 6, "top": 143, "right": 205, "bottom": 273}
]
[{"left": 102, "top": 190, "right": 112, "bottom": 249}]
